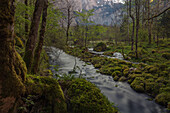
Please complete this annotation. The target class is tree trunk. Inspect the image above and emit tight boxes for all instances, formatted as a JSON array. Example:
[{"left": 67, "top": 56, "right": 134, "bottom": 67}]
[
  {"left": 129, "top": 0, "right": 135, "bottom": 51},
  {"left": 135, "top": 0, "right": 140, "bottom": 58},
  {"left": 23, "top": 0, "right": 44, "bottom": 72},
  {"left": 127, "top": 0, "right": 130, "bottom": 45},
  {"left": 85, "top": 25, "right": 88, "bottom": 48},
  {"left": 25, "top": 0, "right": 29, "bottom": 38},
  {"left": 148, "top": 0, "right": 152, "bottom": 44},
  {"left": 31, "top": 0, "right": 48, "bottom": 74},
  {"left": 66, "top": 8, "right": 70, "bottom": 45},
  {"left": 0, "top": 0, "right": 27, "bottom": 112}
]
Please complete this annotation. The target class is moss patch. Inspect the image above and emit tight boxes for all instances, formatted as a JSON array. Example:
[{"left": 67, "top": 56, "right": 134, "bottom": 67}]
[
  {"left": 25, "top": 75, "right": 67, "bottom": 113},
  {"left": 67, "top": 78, "right": 118, "bottom": 113}
]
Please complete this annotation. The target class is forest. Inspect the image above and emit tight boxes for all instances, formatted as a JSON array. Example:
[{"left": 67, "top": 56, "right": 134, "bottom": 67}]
[{"left": 0, "top": 0, "right": 169, "bottom": 113}]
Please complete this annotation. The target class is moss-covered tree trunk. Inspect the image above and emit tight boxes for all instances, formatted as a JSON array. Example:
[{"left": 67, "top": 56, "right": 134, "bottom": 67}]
[
  {"left": 31, "top": 0, "right": 48, "bottom": 74},
  {"left": 0, "top": 0, "right": 27, "bottom": 112},
  {"left": 23, "top": 0, "right": 44, "bottom": 72}
]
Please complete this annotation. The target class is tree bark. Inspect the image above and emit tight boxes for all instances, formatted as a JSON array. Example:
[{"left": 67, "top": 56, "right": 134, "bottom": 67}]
[
  {"left": 0, "top": 0, "right": 27, "bottom": 112},
  {"left": 23, "top": 0, "right": 44, "bottom": 72},
  {"left": 31, "top": 0, "right": 48, "bottom": 74},
  {"left": 135, "top": 0, "right": 140, "bottom": 58},
  {"left": 148, "top": 0, "right": 152, "bottom": 44},
  {"left": 25, "top": 0, "right": 29, "bottom": 38},
  {"left": 129, "top": 0, "right": 135, "bottom": 51},
  {"left": 127, "top": 0, "right": 130, "bottom": 45}
]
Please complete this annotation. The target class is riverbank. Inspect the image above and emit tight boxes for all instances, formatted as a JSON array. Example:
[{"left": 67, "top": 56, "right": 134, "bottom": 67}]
[{"left": 64, "top": 46, "right": 170, "bottom": 110}]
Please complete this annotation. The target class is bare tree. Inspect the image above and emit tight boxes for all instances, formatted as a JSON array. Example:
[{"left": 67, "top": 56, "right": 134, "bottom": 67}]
[{"left": 57, "top": 0, "right": 78, "bottom": 45}]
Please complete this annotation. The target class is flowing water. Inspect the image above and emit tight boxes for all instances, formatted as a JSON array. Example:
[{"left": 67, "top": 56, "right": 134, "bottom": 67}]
[{"left": 46, "top": 47, "right": 168, "bottom": 113}]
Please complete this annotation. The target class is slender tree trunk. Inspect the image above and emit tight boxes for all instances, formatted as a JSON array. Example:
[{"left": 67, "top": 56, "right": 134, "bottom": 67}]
[
  {"left": 135, "top": 0, "right": 140, "bottom": 58},
  {"left": 23, "top": 0, "right": 44, "bottom": 72},
  {"left": 25, "top": 0, "right": 29, "bottom": 37},
  {"left": 129, "top": 0, "right": 135, "bottom": 51},
  {"left": 31, "top": 0, "right": 48, "bottom": 74},
  {"left": 148, "top": 0, "right": 152, "bottom": 44},
  {"left": 156, "top": 0, "right": 160, "bottom": 47},
  {"left": 0, "top": 0, "right": 27, "bottom": 112},
  {"left": 127, "top": 0, "right": 130, "bottom": 45},
  {"left": 85, "top": 25, "right": 88, "bottom": 48},
  {"left": 66, "top": 8, "right": 70, "bottom": 45}
]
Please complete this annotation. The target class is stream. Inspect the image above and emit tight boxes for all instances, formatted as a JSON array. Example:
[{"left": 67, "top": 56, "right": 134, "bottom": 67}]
[{"left": 46, "top": 47, "right": 168, "bottom": 113}]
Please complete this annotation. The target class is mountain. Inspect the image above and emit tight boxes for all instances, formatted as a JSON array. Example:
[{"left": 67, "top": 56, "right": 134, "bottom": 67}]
[{"left": 76, "top": 0, "right": 125, "bottom": 25}]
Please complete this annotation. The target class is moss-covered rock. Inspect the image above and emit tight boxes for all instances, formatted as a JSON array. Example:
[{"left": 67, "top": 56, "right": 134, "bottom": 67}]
[
  {"left": 123, "top": 68, "right": 129, "bottom": 76},
  {"left": 67, "top": 79, "right": 117, "bottom": 113},
  {"left": 112, "top": 71, "right": 121, "bottom": 77},
  {"left": 130, "top": 77, "right": 145, "bottom": 92},
  {"left": 155, "top": 92, "right": 170, "bottom": 106},
  {"left": 119, "top": 76, "right": 127, "bottom": 82},
  {"left": 162, "top": 53, "right": 170, "bottom": 60},
  {"left": 94, "top": 42, "right": 107, "bottom": 52},
  {"left": 25, "top": 75, "right": 67, "bottom": 113},
  {"left": 94, "top": 64, "right": 102, "bottom": 68},
  {"left": 103, "top": 51, "right": 114, "bottom": 56},
  {"left": 113, "top": 76, "right": 119, "bottom": 81}
]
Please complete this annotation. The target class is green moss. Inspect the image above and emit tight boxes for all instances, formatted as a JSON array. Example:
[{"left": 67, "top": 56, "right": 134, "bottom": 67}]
[
  {"left": 94, "top": 42, "right": 107, "bottom": 52},
  {"left": 94, "top": 64, "right": 102, "bottom": 68},
  {"left": 112, "top": 71, "right": 121, "bottom": 77},
  {"left": 119, "top": 76, "right": 127, "bottom": 82},
  {"left": 113, "top": 76, "right": 119, "bottom": 81},
  {"left": 155, "top": 92, "right": 170, "bottom": 106},
  {"left": 67, "top": 79, "right": 117, "bottom": 113},
  {"left": 25, "top": 75, "right": 67, "bottom": 113},
  {"left": 130, "top": 77, "right": 145, "bottom": 92},
  {"left": 1, "top": 50, "right": 26, "bottom": 98},
  {"left": 145, "top": 79, "right": 160, "bottom": 96},
  {"left": 162, "top": 53, "right": 170, "bottom": 60},
  {"left": 103, "top": 51, "right": 114, "bottom": 56},
  {"left": 134, "top": 69, "right": 142, "bottom": 74},
  {"left": 123, "top": 69, "right": 129, "bottom": 76}
]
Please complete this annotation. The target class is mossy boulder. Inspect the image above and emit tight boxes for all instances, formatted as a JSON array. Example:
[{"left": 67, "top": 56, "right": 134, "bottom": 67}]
[
  {"left": 155, "top": 92, "right": 170, "bottom": 107},
  {"left": 123, "top": 68, "right": 129, "bottom": 76},
  {"left": 94, "top": 42, "right": 107, "bottom": 52},
  {"left": 145, "top": 79, "right": 159, "bottom": 96},
  {"left": 25, "top": 75, "right": 67, "bottom": 113},
  {"left": 112, "top": 71, "right": 121, "bottom": 77},
  {"left": 113, "top": 76, "right": 119, "bottom": 81},
  {"left": 119, "top": 76, "right": 127, "bottom": 82},
  {"left": 130, "top": 77, "right": 145, "bottom": 92},
  {"left": 94, "top": 63, "right": 102, "bottom": 68},
  {"left": 162, "top": 53, "right": 170, "bottom": 60},
  {"left": 142, "top": 58, "right": 154, "bottom": 63},
  {"left": 67, "top": 79, "right": 117, "bottom": 113},
  {"left": 103, "top": 51, "right": 114, "bottom": 56}
]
